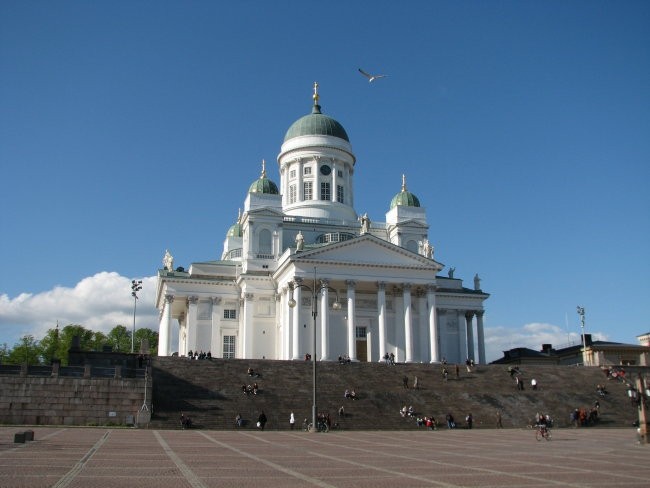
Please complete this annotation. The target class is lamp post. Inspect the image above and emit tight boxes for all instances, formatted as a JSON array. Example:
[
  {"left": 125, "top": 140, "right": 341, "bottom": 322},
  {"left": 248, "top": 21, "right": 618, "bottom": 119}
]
[
  {"left": 576, "top": 306, "right": 587, "bottom": 366},
  {"left": 131, "top": 280, "right": 142, "bottom": 353},
  {"left": 288, "top": 268, "right": 341, "bottom": 432}
]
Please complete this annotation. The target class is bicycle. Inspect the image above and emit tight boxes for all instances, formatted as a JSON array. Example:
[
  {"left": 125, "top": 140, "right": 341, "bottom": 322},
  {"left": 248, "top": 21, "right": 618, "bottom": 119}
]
[{"left": 535, "top": 425, "right": 551, "bottom": 441}]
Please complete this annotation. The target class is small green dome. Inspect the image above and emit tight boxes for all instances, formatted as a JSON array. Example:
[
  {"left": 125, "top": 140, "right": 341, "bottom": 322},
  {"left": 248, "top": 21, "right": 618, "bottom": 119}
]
[
  {"left": 390, "top": 175, "right": 421, "bottom": 209},
  {"left": 227, "top": 209, "right": 243, "bottom": 238},
  {"left": 227, "top": 222, "right": 243, "bottom": 238},
  {"left": 248, "top": 160, "right": 279, "bottom": 194},
  {"left": 283, "top": 83, "right": 349, "bottom": 143}
]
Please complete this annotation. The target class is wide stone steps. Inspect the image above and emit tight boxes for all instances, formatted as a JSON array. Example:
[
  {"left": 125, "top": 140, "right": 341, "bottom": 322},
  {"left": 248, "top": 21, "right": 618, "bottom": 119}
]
[{"left": 149, "top": 357, "right": 638, "bottom": 431}]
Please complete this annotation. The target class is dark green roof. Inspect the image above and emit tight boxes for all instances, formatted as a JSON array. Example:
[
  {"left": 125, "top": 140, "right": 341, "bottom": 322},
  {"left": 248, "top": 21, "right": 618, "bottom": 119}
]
[
  {"left": 390, "top": 190, "right": 421, "bottom": 209},
  {"left": 248, "top": 161, "right": 279, "bottom": 194},
  {"left": 390, "top": 175, "right": 421, "bottom": 209},
  {"left": 227, "top": 222, "right": 243, "bottom": 238},
  {"left": 248, "top": 177, "right": 279, "bottom": 194},
  {"left": 284, "top": 104, "right": 349, "bottom": 142}
]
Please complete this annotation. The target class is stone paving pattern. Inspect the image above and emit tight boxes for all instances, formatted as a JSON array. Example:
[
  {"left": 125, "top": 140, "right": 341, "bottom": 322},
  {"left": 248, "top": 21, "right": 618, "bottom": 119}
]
[{"left": 0, "top": 427, "right": 648, "bottom": 487}]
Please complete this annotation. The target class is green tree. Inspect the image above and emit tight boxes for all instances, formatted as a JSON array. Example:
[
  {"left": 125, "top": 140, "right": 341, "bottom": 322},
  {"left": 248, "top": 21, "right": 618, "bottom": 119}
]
[
  {"left": 6, "top": 335, "right": 42, "bottom": 365},
  {"left": 135, "top": 327, "right": 159, "bottom": 356},
  {"left": 107, "top": 325, "right": 131, "bottom": 352},
  {"left": 39, "top": 327, "right": 63, "bottom": 364}
]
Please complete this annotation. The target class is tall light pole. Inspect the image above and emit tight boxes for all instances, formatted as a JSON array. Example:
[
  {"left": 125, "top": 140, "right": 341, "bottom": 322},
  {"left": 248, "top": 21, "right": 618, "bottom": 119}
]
[
  {"left": 131, "top": 280, "right": 142, "bottom": 353},
  {"left": 288, "top": 268, "right": 341, "bottom": 432},
  {"left": 576, "top": 306, "right": 587, "bottom": 366}
]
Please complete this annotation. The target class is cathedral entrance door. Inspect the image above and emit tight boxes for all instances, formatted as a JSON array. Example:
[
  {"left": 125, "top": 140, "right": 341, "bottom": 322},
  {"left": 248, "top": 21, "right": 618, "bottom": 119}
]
[{"left": 356, "top": 340, "right": 367, "bottom": 362}]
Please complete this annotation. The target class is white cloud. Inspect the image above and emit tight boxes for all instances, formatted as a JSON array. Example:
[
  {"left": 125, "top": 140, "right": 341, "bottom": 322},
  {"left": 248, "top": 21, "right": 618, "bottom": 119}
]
[
  {"left": 484, "top": 322, "right": 609, "bottom": 362},
  {"left": 0, "top": 272, "right": 159, "bottom": 346}
]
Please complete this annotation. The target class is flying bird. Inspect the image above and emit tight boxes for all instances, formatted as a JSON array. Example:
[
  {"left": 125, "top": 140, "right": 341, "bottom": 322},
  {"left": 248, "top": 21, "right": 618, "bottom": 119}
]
[{"left": 358, "top": 68, "right": 387, "bottom": 83}]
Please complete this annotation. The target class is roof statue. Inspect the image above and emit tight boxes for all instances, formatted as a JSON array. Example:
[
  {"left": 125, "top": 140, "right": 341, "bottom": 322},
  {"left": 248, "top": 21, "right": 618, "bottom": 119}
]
[
  {"left": 359, "top": 213, "right": 371, "bottom": 234},
  {"left": 295, "top": 231, "right": 304, "bottom": 251},
  {"left": 474, "top": 273, "right": 482, "bottom": 290},
  {"left": 448, "top": 267, "right": 455, "bottom": 278},
  {"left": 421, "top": 238, "right": 434, "bottom": 258},
  {"left": 163, "top": 250, "right": 174, "bottom": 271}
]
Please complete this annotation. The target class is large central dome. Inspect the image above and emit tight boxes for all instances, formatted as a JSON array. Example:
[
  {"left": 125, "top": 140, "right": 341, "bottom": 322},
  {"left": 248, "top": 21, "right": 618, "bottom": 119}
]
[
  {"left": 283, "top": 105, "right": 349, "bottom": 142},
  {"left": 283, "top": 83, "right": 349, "bottom": 142}
]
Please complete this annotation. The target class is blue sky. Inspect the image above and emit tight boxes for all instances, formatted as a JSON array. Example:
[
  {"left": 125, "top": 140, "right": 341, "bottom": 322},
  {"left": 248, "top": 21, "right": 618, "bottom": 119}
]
[{"left": 1, "top": 1, "right": 648, "bottom": 361}]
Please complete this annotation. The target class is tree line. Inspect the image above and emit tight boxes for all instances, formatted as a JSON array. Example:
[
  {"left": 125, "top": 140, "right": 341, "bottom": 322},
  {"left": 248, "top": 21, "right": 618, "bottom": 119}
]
[{"left": 0, "top": 324, "right": 159, "bottom": 366}]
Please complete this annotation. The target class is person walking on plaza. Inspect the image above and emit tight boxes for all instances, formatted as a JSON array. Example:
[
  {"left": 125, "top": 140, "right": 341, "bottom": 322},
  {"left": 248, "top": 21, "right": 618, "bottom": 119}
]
[
  {"left": 258, "top": 411, "right": 267, "bottom": 431},
  {"left": 289, "top": 412, "right": 295, "bottom": 430},
  {"left": 496, "top": 410, "right": 503, "bottom": 428}
]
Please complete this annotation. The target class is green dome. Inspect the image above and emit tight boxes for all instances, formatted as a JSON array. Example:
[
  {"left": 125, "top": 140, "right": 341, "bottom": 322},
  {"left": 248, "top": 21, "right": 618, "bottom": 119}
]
[
  {"left": 284, "top": 106, "right": 349, "bottom": 142},
  {"left": 227, "top": 209, "right": 243, "bottom": 238},
  {"left": 248, "top": 160, "right": 279, "bottom": 194},
  {"left": 227, "top": 222, "right": 243, "bottom": 238},
  {"left": 390, "top": 175, "right": 421, "bottom": 209},
  {"left": 283, "top": 83, "right": 349, "bottom": 142},
  {"left": 248, "top": 177, "right": 279, "bottom": 194}
]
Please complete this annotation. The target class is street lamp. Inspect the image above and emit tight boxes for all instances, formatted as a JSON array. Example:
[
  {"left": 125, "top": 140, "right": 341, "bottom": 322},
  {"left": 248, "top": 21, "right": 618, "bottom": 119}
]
[
  {"left": 131, "top": 280, "right": 143, "bottom": 353},
  {"left": 288, "top": 268, "right": 341, "bottom": 432},
  {"left": 576, "top": 306, "right": 587, "bottom": 366}
]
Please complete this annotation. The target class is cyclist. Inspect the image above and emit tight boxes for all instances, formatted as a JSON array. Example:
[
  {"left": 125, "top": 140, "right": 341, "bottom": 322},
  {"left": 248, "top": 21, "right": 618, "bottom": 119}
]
[{"left": 535, "top": 414, "right": 551, "bottom": 440}]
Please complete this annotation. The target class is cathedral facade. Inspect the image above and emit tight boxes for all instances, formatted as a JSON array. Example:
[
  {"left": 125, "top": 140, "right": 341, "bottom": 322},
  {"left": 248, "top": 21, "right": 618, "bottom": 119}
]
[{"left": 155, "top": 84, "right": 489, "bottom": 364}]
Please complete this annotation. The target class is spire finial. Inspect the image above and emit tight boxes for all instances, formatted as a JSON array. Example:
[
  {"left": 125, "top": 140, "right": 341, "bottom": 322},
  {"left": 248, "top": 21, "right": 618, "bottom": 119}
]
[
  {"left": 313, "top": 81, "right": 319, "bottom": 106},
  {"left": 261, "top": 159, "right": 267, "bottom": 178},
  {"left": 401, "top": 174, "right": 407, "bottom": 192}
]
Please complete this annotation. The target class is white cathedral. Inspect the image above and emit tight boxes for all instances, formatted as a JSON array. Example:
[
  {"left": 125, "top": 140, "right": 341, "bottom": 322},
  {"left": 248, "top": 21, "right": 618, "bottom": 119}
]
[{"left": 155, "top": 84, "right": 489, "bottom": 364}]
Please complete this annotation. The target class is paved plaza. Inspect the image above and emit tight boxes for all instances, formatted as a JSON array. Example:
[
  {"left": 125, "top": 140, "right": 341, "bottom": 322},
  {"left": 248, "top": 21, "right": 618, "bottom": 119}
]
[{"left": 0, "top": 426, "right": 647, "bottom": 488}]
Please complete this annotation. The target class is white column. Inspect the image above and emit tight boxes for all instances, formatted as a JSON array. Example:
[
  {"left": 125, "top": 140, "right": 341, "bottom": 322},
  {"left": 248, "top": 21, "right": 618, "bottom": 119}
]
[
  {"left": 241, "top": 293, "right": 254, "bottom": 358},
  {"left": 427, "top": 285, "right": 439, "bottom": 363},
  {"left": 292, "top": 280, "right": 302, "bottom": 360},
  {"left": 403, "top": 283, "right": 413, "bottom": 363},
  {"left": 282, "top": 287, "right": 291, "bottom": 360},
  {"left": 418, "top": 289, "right": 428, "bottom": 362},
  {"left": 331, "top": 159, "right": 337, "bottom": 203},
  {"left": 458, "top": 310, "right": 467, "bottom": 363},
  {"left": 346, "top": 280, "right": 357, "bottom": 361},
  {"left": 187, "top": 296, "right": 198, "bottom": 353},
  {"left": 158, "top": 294, "right": 174, "bottom": 356},
  {"left": 377, "top": 282, "right": 387, "bottom": 361},
  {"left": 320, "top": 280, "right": 330, "bottom": 360},
  {"left": 211, "top": 297, "right": 222, "bottom": 358},
  {"left": 465, "top": 311, "right": 475, "bottom": 361},
  {"left": 476, "top": 311, "right": 486, "bottom": 364}
]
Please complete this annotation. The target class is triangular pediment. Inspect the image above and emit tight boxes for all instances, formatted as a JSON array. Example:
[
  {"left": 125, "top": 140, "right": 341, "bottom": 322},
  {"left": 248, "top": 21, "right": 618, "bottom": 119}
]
[
  {"left": 244, "top": 207, "right": 285, "bottom": 218},
  {"left": 291, "top": 234, "right": 442, "bottom": 271}
]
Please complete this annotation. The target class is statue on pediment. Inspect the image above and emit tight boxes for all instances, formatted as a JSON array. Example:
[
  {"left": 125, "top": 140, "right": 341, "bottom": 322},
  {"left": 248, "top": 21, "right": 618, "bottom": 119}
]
[
  {"left": 163, "top": 249, "right": 174, "bottom": 271},
  {"left": 295, "top": 231, "right": 304, "bottom": 251}
]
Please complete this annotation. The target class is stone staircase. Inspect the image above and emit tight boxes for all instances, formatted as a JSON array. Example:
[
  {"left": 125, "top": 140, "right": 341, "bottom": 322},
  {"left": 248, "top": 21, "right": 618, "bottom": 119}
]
[{"left": 149, "top": 357, "right": 641, "bottom": 431}]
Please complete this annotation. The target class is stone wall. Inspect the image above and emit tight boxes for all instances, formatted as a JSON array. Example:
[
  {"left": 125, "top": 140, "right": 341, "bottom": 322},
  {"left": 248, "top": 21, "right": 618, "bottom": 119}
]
[{"left": 0, "top": 366, "right": 151, "bottom": 427}]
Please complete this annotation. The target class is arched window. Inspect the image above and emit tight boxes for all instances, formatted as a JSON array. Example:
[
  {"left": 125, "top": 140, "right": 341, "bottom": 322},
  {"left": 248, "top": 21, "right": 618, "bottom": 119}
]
[{"left": 258, "top": 229, "right": 272, "bottom": 255}]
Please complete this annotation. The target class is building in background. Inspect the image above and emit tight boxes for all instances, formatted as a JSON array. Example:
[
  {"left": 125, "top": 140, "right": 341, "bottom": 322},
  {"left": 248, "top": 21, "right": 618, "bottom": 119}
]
[
  {"left": 492, "top": 334, "right": 650, "bottom": 366},
  {"left": 155, "top": 84, "right": 489, "bottom": 363}
]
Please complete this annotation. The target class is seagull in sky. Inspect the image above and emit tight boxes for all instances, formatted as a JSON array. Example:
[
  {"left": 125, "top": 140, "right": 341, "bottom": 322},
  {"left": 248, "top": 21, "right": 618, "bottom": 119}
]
[{"left": 358, "top": 68, "right": 387, "bottom": 83}]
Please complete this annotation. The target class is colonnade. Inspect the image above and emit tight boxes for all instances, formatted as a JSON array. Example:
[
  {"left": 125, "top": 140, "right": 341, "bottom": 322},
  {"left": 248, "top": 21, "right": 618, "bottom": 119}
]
[
  {"left": 157, "top": 284, "right": 487, "bottom": 364},
  {"left": 282, "top": 279, "right": 486, "bottom": 364}
]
